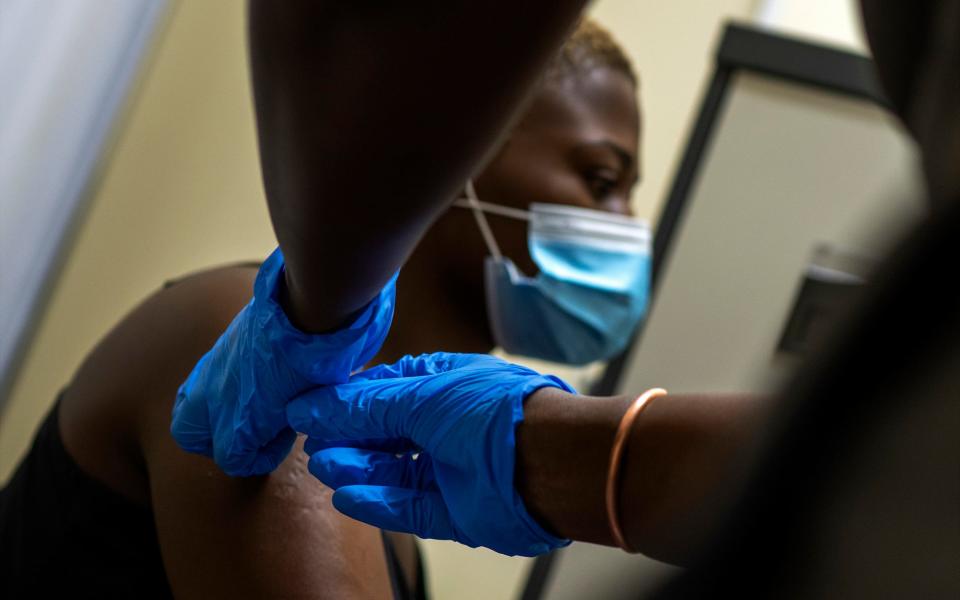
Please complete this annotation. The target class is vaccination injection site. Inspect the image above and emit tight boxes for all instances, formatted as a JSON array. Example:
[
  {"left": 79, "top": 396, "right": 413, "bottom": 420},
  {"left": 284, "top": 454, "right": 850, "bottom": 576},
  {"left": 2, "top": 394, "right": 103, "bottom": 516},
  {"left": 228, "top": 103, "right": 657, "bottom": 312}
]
[{"left": 1, "top": 0, "right": 958, "bottom": 598}]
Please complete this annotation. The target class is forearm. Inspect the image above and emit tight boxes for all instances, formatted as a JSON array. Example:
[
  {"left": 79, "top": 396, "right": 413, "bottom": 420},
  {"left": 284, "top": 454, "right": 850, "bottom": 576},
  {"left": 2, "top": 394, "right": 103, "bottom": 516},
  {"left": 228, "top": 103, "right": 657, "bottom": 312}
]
[
  {"left": 517, "top": 388, "right": 764, "bottom": 564},
  {"left": 248, "top": 0, "right": 588, "bottom": 332}
]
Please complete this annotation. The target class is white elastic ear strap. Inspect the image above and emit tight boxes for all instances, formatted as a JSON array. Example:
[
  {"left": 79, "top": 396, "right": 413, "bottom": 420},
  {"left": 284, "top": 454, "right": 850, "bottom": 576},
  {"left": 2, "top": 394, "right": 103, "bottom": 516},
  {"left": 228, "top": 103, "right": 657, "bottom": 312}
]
[{"left": 465, "top": 180, "right": 502, "bottom": 260}]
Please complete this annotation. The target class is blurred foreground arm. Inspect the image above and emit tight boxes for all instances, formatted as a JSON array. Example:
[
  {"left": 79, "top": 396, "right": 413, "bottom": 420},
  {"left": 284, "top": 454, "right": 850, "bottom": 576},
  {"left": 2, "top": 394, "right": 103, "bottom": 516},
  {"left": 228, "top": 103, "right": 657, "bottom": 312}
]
[{"left": 249, "top": 0, "right": 591, "bottom": 331}]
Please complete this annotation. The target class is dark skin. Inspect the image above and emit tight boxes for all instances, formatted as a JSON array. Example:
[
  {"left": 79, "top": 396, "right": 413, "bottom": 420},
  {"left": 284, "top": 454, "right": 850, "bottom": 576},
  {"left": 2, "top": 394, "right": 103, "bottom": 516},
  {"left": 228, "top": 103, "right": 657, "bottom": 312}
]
[
  {"left": 516, "top": 389, "right": 764, "bottom": 564},
  {"left": 362, "top": 65, "right": 767, "bottom": 567},
  {"left": 55, "top": 69, "right": 642, "bottom": 597},
  {"left": 511, "top": 0, "right": 960, "bottom": 567},
  {"left": 57, "top": 6, "right": 765, "bottom": 587},
  {"left": 249, "top": 0, "right": 591, "bottom": 333},
  {"left": 376, "top": 64, "right": 642, "bottom": 582},
  {"left": 171, "top": 0, "right": 956, "bottom": 577},
  {"left": 267, "top": 0, "right": 959, "bottom": 572},
  {"left": 377, "top": 67, "right": 641, "bottom": 363},
  {"left": 51, "top": 0, "right": 593, "bottom": 597},
  {"left": 58, "top": 0, "right": 952, "bottom": 592},
  {"left": 54, "top": 3, "right": 647, "bottom": 597},
  {"left": 60, "top": 267, "right": 396, "bottom": 598}
]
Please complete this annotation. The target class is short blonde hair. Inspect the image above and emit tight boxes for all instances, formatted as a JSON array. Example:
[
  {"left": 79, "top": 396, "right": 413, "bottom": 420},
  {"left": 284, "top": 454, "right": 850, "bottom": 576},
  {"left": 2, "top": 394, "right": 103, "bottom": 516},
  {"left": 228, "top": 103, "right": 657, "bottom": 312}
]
[{"left": 547, "top": 19, "right": 637, "bottom": 87}]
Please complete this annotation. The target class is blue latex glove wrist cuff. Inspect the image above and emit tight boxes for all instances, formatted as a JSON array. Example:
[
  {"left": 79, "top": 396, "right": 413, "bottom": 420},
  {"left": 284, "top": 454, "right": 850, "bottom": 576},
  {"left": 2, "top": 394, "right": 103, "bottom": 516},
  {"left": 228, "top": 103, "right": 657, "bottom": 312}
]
[
  {"left": 172, "top": 248, "right": 397, "bottom": 476},
  {"left": 508, "top": 377, "right": 575, "bottom": 555},
  {"left": 251, "top": 249, "right": 398, "bottom": 383}
]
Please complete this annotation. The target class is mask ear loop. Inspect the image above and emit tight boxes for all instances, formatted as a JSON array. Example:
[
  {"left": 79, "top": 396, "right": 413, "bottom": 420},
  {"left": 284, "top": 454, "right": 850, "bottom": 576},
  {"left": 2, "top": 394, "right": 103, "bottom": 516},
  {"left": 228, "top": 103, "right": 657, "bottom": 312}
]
[{"left": 465, "top": 180, "right": 503, "bottom": 261}]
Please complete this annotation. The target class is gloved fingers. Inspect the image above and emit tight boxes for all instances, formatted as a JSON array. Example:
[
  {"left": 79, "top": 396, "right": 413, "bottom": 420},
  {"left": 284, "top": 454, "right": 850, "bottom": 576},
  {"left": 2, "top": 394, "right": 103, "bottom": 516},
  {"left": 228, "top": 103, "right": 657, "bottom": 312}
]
[
  {"left": 240, "top": 426, "right": 298, "bottom": 477},
  {"left": 170, "top": 369, "right": 214, "bottom": 457},
  {"left": 331, "top": 486, "right": 455, "bottom": 541},
  {"left": 287, "top": 384, "right": 408, "bottom": 441},
  {"left": 308, "top": 447, "right": 435, "bottom": 491},
  {"left": 348, "top": 355, "right": 440, "bottom": 382},
  {"left": 349, "top": 352, "right": 497, "bottom": 383},
  {"left": 304, "top": 436, "right": 417, "bottom": 456},
  {"left": 169, "top": 408, "right": 213, "bottom": 456}
]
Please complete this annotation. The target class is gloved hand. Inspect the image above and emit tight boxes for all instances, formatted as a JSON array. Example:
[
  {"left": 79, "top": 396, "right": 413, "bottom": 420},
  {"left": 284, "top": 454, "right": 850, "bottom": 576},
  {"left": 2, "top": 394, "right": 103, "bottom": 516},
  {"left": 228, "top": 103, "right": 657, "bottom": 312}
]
[
  {"left": 285, "top": 352, "right": 575, "bottom": 557},
  {"left": 171, "top": 248, "right": 397, "bottom": 477}
]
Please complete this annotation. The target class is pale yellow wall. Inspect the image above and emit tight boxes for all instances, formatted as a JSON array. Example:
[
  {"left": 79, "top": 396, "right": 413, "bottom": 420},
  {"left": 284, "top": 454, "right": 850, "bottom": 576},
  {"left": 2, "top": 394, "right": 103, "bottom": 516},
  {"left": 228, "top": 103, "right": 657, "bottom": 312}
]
[
  {"left": 0, "top": 1, "right": 755, "bottom": 598},
  {"left": 591, "top": 0, "right": 759, "bottom": 223},
  {"left": 0, "top": 0, "right": 274, "bottom": 477}
]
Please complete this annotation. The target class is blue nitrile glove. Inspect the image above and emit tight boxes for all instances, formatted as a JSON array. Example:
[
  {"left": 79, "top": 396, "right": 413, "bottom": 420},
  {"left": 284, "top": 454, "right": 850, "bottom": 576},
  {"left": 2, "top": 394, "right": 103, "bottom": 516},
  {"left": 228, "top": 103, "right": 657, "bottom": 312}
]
[
  {"left": 171, "top": 248, "right": 397, "bottom": 477},
  {"left": 285, "top": 352, "right": 575, "bottom": 557}
]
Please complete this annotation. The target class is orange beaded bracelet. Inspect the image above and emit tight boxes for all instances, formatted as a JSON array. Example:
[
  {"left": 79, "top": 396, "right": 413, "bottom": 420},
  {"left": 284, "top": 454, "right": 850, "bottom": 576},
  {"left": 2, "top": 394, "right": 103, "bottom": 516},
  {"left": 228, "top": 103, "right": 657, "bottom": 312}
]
[{"left": 605, "top": 388, "right": 668, "bottom": 553}]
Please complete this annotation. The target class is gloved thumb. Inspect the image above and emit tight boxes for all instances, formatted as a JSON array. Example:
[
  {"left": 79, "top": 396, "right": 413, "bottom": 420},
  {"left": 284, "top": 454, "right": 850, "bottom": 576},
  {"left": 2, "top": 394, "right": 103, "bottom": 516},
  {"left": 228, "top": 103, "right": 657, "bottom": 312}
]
[
  {"left": 332, "top": 486, "right": 457, "bottom": 541},
  {"left": 348, "top": 352, "right": 495, "bottom": 383},
  {"left": 170, "top": 354, "right": 215, "bottom": 456},
  {"left": 220, "top": 425, "right": 297, "bottom": 477}
]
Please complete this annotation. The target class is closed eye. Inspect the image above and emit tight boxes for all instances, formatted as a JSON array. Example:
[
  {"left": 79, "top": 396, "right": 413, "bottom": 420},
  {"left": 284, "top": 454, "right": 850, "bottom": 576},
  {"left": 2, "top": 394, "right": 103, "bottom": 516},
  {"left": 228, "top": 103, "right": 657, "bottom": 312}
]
[{"left": 585, "top": 169, "right": 621, "bottom": 200}]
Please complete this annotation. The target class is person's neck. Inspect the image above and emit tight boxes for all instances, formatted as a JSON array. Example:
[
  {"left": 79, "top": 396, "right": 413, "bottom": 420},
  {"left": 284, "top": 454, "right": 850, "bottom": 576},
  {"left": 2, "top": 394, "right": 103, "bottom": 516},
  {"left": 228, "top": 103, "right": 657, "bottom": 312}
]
[{"left": 371, "top": 249, "right": 493, "bottom": 366}]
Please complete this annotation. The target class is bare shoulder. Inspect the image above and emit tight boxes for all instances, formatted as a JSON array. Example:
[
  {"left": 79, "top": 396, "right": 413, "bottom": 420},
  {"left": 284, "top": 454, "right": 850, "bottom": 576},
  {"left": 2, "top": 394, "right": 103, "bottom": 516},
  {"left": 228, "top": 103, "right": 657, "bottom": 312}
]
[
  {"left": 60, "top": 264, "right": 260, "bottom": 506},
  {"left": 60, "top": 263, "right": 394, "bottom": 598}
]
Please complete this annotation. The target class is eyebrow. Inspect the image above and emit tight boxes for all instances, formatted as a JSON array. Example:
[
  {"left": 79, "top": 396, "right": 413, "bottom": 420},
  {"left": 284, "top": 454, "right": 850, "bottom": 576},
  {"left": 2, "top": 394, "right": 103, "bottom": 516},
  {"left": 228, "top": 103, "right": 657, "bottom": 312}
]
[{"left": 583, "top": 140, "right": 634, "bottom": 171}]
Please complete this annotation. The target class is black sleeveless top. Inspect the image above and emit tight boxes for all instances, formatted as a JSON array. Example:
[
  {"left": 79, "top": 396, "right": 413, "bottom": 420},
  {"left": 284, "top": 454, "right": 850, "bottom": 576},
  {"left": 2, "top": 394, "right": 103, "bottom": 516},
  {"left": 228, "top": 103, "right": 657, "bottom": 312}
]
[{"left": 0, "top": 398, "right": 171, "bottom": 598}]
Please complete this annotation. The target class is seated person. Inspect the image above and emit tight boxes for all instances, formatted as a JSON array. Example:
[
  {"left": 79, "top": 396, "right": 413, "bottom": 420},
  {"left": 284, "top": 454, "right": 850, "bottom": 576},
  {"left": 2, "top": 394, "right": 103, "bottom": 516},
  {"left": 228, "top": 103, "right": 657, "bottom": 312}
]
[{"left": 0, "top": 5, "right": 643, "bottom": 597}]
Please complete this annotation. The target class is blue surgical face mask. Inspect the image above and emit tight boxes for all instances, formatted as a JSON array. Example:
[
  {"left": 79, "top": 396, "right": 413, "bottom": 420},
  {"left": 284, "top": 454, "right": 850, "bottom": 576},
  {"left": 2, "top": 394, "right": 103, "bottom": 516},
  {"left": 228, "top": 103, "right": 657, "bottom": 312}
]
[{"left": 455, "top": 181, "right": 652, "bottom": 365}]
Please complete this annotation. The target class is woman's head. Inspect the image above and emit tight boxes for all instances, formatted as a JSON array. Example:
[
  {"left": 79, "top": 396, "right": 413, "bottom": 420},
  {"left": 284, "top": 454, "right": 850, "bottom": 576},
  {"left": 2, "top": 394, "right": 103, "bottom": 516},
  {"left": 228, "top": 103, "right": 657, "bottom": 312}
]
[
  {"left": 441, "top": 19, "right": 639, "bottom": 260},
  {"left": 418, "top": 19, "right": 642, "bottom": 350},
  {"left": 471, "top": 20, "right": 641, "bottom": 273}
]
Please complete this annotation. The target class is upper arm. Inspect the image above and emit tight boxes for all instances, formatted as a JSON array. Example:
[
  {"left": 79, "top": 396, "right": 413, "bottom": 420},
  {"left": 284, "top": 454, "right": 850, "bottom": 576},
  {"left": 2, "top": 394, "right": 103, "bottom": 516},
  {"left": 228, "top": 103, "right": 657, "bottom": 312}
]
[
  {"left": 146, "top": 435, "right": 392, "bottom": 599},
  {"left": 64, "top": 267, "right": 392, "bottom": 599},
  {"left": 249, "top": 0, "right": 590, "bottom": 331}
]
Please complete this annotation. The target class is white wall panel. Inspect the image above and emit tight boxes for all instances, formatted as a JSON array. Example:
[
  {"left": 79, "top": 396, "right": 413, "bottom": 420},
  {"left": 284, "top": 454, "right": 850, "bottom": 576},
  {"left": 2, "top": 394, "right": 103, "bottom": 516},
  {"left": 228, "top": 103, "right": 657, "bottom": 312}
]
[{"left": 0, "top": 0, "right": 168, "bottom": 403}]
